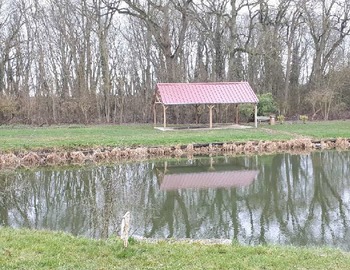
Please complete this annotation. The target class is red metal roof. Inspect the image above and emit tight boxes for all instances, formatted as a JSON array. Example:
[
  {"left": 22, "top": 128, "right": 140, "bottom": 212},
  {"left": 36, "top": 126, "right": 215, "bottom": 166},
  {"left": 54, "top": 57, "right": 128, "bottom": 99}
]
[
  {"left": 156, "top": 82, "right": 258, "bottom": 105},
  {"left": 160, "top": 170, "right": 259, "bottom": 190}
]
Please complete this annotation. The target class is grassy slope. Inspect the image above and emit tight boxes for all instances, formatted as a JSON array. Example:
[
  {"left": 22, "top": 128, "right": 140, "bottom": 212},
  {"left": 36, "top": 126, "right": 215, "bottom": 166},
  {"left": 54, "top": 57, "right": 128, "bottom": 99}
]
[
  {"left": 1, "top": 228, "right": 350, "bottom": 270},
  {"left": 0, "top": 120, "right": 350, "bottom": 151}
]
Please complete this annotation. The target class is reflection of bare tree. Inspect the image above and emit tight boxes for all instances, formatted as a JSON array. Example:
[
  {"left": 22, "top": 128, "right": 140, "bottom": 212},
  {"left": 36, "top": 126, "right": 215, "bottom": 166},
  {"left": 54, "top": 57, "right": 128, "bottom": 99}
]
[
  {"left": 211, "top": 189, "right": 226, "bottom": 237},
  {"left": 11, "top": 173, "right": 35, "bottom": 228},
  {"left": 229, "top": 188, "right": 238, "bottom": 241},
  {"left": 145, "top": 191, "right": 175, "bottom": 238},
  {"left": 2, "top": 152, "right": 350, "bottom": 250},
  {"left": 145, "top": 190, "right": 191, "bottom": 238},
  {"left": 321, "top": 151, "right": 350, "bottom": 232},
  {"left": 284, "top": 155, "right": 303, "bottom": 236},
  {"left": 300, "top": 152, "right": 348, "bottom": 246},
  {"left": 254, "top": 154, "right": 287, "bottom": 245},
  {"left": 244, "top": 151, "right": 350, "bottom": 249},
  {"left": 100, "top": 168, "right": 113, "bottom": 238},
  {"left": 0, "top": 173, "right": 12, "bottom": 226}
]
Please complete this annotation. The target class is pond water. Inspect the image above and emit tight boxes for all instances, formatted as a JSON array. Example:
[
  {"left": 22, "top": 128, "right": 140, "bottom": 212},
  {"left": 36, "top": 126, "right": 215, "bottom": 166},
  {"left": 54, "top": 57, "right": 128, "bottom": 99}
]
[{"left": 1, "top": 150, "right": 350, "bottom": 250}]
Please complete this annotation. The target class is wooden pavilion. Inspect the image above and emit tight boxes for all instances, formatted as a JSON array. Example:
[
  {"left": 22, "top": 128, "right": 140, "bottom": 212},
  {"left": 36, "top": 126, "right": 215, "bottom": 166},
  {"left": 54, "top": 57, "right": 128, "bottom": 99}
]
[{"left": 153, "top": 82, "right": 259, "bottom": 129}]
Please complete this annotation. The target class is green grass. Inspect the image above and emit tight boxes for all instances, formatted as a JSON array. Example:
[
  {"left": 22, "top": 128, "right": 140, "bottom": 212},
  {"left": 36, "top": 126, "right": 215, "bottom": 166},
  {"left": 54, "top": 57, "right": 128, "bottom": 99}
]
[
  {"left": 268, "top": 120, "right": 350, "bottom": 138},
  {"left": 1, "top": 228, "right": 349, "bottom": 270},
  {"left": 0, "top": 120, "right": 349, "bottom": 152}
]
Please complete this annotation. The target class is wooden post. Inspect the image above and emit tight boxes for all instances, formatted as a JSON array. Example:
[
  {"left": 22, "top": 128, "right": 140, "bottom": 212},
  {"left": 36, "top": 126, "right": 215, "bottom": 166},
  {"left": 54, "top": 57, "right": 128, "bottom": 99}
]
[
  {"left": 163, "top": 105, "right": 168, "bottom": 128},
  {"left": 121, "top": 211, "right": 130, "bottom": 248},
  {"left": 208, "top": 105, "right": 214, "bottom": 129},
  {"left": 153, "top": 103, "right": 157, "bottom": 126},
  {"left": 254, "top": 104, "right": 258, "bottom": 128},
  {"left": 235, "top": 104, "right": 239, "bottom": 124}
]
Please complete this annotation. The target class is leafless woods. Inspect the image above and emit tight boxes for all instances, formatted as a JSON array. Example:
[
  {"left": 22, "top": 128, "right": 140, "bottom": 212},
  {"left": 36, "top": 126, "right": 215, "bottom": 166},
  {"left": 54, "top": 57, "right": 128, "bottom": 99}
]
[{"left": 0, "top": 0, "right": 349, "bottom": 125}]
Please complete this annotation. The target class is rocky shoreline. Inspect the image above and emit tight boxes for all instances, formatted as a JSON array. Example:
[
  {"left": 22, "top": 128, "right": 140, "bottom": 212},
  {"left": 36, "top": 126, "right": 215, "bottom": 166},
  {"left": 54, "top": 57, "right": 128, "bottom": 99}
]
[{"left": 1, "top": 138, "right": 349, "bottom": 169}]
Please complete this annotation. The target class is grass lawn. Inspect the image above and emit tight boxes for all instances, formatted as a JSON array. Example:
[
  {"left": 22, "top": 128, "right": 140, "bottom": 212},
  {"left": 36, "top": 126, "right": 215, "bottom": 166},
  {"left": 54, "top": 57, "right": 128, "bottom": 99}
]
[
  {"left": 0, "top": 120, "right": 349, "bottom": 152},
  {"left": 267, "top": 120, "right": 350, "bottom": 138},
  {"left": 1, "top": 228, "right": 350, "bottom": 270}
]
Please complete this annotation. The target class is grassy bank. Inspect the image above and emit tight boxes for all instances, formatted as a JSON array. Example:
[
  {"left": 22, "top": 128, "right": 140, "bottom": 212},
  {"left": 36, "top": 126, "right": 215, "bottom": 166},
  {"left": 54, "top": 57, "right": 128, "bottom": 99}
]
[
  {"left": 0, "top": 120, "right": 350, "bottom": 152},
  {"left": 267, "top": 120, "right": 350, "bottom": 138},
  {"left": 1, "top": 228, "right": 349, "bottom": 270}
]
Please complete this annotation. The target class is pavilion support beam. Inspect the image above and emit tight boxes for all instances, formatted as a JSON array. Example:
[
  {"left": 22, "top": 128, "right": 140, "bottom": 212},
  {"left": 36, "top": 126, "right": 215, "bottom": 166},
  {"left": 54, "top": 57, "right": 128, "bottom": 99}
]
[
  {"left": 153, "top": 103, "right": 157, "bottom": 126},
  {"left": 163, "top": 105, "right": 168, "bottom": 128},
  {"left": 254, "top": 104, "right": 258, "bottom": 128},
  {"left": 208, "top": 105, "right": 215, "bottom": 129},
  {"left": 235, "top": 104, "right": 239, "bottom": 124}
]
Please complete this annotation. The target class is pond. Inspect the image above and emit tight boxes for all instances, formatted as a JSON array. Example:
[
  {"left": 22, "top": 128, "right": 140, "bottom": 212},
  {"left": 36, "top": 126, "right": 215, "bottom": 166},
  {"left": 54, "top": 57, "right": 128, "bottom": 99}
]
[{"left": 1, "top": 150, "right": 350, "bottom": 250}]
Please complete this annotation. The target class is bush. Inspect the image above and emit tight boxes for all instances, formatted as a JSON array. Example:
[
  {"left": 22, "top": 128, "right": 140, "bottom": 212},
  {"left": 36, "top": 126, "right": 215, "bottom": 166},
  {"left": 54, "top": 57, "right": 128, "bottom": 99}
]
[
  {"left": 0, "top": 95, "right": 17, "bottom": 124},
  {"left": 257, "top": 93, "right": 278, "bottom": 116},
  {"left": 239, "top": 104, "right": 254, "bottom": 122},
  {"left": 300, "top": 115, "right": 308, "bottom": 124},
  {"left": 277, "top": 115, "right": 285, "bottom": 124}
]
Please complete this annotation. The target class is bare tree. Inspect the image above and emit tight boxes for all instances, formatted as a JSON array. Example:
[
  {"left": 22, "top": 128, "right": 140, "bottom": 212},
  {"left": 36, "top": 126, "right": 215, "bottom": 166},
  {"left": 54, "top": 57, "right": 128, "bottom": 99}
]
[
  {"left": 281, "top": 1, "right": 302, "bottom": 114},
  {"left": 301, "top": 0, "right": 350, "bottom": 87},
  {"left": 89, "top": 0, "right": 117, "bottom": 123},
  {"left": 227, "top": 0, "right": 258, "bottom": 81},
  {"left": 107, "top": 0, "right": 193, "bottom": 83}
]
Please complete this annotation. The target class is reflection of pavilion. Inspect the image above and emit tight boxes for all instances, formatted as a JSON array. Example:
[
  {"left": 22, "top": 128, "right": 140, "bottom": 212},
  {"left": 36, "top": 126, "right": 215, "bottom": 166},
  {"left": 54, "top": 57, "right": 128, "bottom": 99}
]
[{"left": 156, "top": 161, "right": 259, "bottom": 190}]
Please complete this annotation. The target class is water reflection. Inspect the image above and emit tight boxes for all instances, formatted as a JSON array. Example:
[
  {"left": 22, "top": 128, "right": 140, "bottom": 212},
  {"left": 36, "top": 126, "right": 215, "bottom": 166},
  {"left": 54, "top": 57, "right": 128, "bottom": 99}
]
[
  {"left": 1, "top": 151, "right": 350, "bottom": 250},
  {"left": 156, "top": 158, "right": 259, "bottom": 190}
]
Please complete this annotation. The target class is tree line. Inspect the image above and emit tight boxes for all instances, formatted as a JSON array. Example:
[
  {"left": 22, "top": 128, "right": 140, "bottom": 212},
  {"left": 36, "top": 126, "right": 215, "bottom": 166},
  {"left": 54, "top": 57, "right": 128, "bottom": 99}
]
[{"left": 0, "top": 0, "right": 350, "bottom": 125}]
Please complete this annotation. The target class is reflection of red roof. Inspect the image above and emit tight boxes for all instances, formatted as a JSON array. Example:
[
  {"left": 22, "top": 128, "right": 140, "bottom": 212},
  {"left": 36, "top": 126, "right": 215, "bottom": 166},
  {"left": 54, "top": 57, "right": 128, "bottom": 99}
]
[
  {"left": 160, "top": 170, "right": 259, "bottom": 190},
  {"left": 156, "top": 82, "right": 258, "bottom": 105}
]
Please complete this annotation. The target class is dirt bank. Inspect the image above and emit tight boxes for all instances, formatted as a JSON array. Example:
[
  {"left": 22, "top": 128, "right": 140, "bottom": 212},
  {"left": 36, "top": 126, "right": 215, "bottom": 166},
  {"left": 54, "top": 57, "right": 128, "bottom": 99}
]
[{"left": 0, "top": 138, "right": 349, "bottom": 169}]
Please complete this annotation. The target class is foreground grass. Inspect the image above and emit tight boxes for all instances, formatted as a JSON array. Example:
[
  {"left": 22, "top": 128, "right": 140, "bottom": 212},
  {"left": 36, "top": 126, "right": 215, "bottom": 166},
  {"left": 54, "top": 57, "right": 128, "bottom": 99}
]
[
  {"left": 1, "top": 228, "right": 349, "bottom": 270},
  {"left": 0, "top": 120, "right": 349, "bottom": 151}
]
